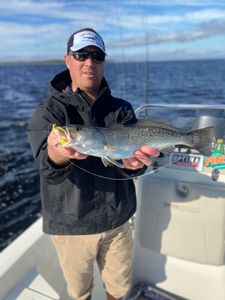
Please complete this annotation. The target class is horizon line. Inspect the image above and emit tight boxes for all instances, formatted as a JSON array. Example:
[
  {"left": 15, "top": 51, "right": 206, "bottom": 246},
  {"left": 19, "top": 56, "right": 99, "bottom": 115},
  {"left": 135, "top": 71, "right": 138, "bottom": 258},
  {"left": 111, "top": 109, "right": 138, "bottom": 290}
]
[{"left": 0, "top": 57, "right": 224, "bottom": 66}]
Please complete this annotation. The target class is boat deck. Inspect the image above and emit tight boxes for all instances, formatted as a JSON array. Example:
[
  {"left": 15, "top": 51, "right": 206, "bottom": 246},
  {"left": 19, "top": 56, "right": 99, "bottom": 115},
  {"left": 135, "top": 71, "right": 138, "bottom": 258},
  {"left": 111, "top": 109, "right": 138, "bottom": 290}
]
[
  {"left": 5, "top": 267, "right": 104, "bottom": 300},
  {"left": 1, "top": 218, "right": 105, "bottom": 300},
  {"left": 5, "top": 270, "right": 65, "bottom": 300}
]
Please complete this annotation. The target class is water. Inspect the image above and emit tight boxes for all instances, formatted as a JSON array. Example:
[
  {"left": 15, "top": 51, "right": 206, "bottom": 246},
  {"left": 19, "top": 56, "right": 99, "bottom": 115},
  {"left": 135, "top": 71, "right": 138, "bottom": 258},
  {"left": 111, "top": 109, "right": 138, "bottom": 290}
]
[{"left": 0, "top": 59, "right": 225, "bottom": 251}]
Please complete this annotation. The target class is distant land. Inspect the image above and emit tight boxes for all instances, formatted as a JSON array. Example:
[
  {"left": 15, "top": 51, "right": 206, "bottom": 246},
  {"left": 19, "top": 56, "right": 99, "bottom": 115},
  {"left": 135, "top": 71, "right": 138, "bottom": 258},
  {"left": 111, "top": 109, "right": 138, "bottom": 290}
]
[
  {"left": 0, "top": 60, "right": 65, "bottom": 65},
  {"left": 0, "top": 59, "right": 122, "bottom": 65},
  {"left": 0, "top": 58, "right": 224, "bottom": 65}
]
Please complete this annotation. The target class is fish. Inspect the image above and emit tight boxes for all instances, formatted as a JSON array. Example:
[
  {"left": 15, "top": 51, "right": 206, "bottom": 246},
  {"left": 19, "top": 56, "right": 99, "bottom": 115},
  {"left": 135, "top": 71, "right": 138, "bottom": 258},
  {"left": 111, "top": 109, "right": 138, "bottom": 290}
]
[{"left": 52, "top": 119, "right": 215, "bottom": 168}]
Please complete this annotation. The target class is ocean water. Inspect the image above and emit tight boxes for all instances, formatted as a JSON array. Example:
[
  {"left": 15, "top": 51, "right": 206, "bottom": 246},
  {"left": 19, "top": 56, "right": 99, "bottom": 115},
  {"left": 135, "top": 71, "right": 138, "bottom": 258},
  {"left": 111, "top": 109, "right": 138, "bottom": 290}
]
[{"left": 0, "top": 59, "right": 225, "bottom": 251}]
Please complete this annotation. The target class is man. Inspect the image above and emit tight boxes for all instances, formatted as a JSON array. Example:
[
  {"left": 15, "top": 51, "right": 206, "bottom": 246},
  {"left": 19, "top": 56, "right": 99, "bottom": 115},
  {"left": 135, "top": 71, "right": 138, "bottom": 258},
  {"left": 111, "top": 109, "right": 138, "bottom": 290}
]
[{"left": 27, "top": 28, "right": 159, "bottom": 300}]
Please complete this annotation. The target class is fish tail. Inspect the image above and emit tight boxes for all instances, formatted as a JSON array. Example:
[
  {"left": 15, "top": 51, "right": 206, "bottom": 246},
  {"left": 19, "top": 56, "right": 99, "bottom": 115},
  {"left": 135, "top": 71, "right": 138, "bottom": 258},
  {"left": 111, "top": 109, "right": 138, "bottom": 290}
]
[{"left": 188, "top": 127, "right": 215, "bottom": 156}]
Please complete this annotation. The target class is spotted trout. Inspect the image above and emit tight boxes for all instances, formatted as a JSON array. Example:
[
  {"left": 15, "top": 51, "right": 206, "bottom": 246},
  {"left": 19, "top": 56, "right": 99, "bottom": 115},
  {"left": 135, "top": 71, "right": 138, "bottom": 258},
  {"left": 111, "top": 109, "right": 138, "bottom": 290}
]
[{"left": 52, "top": 119, "right": 215, "bottom": 168}]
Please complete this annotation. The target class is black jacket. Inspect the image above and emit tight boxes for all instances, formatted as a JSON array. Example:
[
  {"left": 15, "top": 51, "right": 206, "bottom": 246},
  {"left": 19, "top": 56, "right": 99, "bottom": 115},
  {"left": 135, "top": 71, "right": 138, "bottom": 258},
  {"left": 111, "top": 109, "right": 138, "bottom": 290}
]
[{"left": 27, "top": 69, "right": 145, "bottom": 235}]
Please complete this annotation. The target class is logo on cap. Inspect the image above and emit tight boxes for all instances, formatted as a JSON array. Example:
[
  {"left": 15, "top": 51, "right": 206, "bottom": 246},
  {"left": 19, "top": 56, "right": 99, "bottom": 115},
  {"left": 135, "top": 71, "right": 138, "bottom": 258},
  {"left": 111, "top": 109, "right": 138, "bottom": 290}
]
[{"left": 70, "top": 30, "right": 105, "bottom": 54}]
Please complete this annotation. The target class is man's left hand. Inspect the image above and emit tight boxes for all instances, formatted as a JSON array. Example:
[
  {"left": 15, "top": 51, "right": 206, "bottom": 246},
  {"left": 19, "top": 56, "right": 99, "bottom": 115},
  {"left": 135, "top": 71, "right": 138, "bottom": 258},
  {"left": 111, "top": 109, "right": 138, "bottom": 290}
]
[{"left": 122, "top": 146, "right": 159, "bottom": 170}]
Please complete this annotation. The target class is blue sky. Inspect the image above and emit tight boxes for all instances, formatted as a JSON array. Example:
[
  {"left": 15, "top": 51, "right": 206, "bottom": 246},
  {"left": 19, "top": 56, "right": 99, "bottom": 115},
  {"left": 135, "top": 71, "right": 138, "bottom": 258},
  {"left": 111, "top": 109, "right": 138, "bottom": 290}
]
[{"left": 1, "top": 0, "right": 225, "bottom": 62}]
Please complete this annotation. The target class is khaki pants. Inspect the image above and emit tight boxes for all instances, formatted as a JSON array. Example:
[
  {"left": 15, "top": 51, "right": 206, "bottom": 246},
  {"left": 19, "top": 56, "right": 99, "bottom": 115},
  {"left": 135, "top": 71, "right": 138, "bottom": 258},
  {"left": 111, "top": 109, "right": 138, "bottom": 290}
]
[{"left": 51, "top": 222, "right": 133, "bottom": 300}]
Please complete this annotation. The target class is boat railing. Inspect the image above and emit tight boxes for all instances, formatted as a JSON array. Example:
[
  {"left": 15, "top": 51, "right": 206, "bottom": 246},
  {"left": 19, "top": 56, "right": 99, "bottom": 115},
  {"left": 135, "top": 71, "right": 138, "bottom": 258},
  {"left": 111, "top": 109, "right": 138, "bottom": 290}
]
[
  {"left": 135, "top": 103, "right": 225, "bottom": 138},
  {"left": 135, "top": 103, "right": 225, "bottom": 114}
]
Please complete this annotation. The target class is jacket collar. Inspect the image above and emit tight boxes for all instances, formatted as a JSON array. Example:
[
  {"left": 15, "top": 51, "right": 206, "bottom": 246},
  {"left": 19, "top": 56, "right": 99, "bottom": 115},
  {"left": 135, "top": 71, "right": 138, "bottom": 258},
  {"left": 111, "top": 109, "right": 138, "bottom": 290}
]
[{"left": 49, "top": 69, "right": 111, "bottom": 104}]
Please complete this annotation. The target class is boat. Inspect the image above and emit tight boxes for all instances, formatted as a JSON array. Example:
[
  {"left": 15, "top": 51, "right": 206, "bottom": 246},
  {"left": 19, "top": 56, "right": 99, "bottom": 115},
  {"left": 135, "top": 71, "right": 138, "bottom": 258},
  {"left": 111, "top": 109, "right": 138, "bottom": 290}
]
[{"left": 1, "top": 104, "right": 225, "bottom": 300}]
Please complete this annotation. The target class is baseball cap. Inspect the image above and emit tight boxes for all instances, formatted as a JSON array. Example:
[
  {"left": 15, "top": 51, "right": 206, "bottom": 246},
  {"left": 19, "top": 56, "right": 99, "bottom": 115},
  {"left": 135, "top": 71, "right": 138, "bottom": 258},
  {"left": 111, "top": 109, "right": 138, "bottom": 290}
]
[{"left": 67, "top": 29, "right": 106, "bottom": 54}]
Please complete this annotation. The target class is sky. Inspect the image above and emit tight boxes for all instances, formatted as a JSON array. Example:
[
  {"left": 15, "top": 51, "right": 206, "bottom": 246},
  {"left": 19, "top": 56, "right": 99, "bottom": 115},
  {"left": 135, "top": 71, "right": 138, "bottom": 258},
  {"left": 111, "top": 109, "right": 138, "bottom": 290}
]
[{"left": 1, "top": 0, "right": 225, "bottom": 62}]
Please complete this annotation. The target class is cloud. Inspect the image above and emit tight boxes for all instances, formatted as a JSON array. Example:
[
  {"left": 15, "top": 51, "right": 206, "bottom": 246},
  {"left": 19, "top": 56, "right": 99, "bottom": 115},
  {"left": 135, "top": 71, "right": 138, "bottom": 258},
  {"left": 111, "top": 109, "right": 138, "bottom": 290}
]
[
  {"left": 107, "top": 18, "right": 225, "bottom": 49},
  {"left": 105, "top": 6, "right": 225, "bottom": 49},
  {"left": 1, "top": 0, "right": 225, "bottom": 61},
  {"left": 0, "top": 22, "right": 67, "bottom": 41},
  {"left": 186, "top": 8, "right": 225, "bottom": 22},
  {"left": 0, "top": 0, "right": 109, "bottom": 20},
  {"left": 133, "top": 0, "right": 225, "bottom": 6},
  {"left": 0, "top": 0, "right": 64, "bottom": 13},
  {"left": 0, "top": 21, "right": 69, "bottom": 60}
]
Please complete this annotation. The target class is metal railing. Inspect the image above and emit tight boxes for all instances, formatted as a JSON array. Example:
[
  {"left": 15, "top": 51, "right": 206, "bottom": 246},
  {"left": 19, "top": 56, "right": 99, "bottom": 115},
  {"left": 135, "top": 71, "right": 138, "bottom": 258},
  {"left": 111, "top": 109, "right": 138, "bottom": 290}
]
[{"left": 135, "top": 103, "right": 225, "bottom": 114}]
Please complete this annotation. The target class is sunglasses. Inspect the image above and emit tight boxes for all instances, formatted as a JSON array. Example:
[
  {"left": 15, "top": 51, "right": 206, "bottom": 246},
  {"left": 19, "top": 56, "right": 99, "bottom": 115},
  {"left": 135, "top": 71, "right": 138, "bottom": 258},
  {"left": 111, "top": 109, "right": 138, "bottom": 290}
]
[{"left": 71, "top": 51, "right": 105, "bottom": 64}]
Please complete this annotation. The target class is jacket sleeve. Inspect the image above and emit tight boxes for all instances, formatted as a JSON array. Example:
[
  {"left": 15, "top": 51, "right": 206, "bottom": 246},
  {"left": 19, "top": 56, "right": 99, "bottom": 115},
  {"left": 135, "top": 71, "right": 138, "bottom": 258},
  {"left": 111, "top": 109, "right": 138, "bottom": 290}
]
[{"left": 27, "top": 101, "right": 73, "bottom": 184}]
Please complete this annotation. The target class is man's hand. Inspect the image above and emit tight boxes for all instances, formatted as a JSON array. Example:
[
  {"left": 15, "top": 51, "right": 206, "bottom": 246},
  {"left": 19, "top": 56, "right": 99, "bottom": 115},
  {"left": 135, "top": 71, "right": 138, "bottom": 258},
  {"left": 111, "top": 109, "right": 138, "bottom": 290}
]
[
  {"left": 47, "top": 130, "right": 88, "bottom": 166},
  {"left": 122, "top": 146, "right": 159, "bottom": 170}
]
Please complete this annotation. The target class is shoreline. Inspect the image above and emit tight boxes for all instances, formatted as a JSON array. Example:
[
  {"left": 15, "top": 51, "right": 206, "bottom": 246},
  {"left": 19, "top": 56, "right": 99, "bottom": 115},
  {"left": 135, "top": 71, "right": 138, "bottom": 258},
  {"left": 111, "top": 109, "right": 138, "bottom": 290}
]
[{"left": 0, "top": 58, "right": 224, "bottom": 66}]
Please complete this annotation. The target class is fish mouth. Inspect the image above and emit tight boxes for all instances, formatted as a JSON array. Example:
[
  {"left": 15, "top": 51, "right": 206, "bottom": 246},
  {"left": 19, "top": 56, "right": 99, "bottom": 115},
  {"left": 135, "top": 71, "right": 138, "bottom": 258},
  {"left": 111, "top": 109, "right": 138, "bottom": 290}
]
[{"left": 53, "top": 124, "right": 70, "bottom": 146}]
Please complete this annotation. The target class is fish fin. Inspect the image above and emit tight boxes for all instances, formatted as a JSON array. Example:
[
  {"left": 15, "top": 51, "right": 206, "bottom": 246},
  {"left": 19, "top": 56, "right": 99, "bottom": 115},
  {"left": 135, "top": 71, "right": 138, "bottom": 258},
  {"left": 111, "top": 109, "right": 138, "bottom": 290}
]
[
  {"left": 101, "top": 157, "right": 110, "bottom": 167},
  {"left": 135, "top": 119, "right": 181, "bottom": 131},
  {"left": 189, "top": 127, "right": 215, "bottom": 156},
  {"left": 159, "top": 146, "right": 176, "bottom": 156},
  {"left": 104, "top": 144, "right": 117, "bottom": 152},
  {"left": 101, "top": 157, "right": 125, "bottom": 168}
]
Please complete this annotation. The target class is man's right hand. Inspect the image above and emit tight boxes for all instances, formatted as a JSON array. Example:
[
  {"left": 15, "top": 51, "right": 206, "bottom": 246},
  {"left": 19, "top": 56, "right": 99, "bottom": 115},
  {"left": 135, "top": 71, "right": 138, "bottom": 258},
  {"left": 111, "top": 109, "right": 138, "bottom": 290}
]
[{"left": 47, "top": 130, "right": 88, "bottom": 166}]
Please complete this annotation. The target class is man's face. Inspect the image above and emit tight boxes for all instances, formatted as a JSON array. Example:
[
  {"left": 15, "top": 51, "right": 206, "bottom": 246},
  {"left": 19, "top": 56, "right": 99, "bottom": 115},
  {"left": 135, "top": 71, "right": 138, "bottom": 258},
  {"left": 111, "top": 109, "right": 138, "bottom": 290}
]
[{"left": 64, "top": 46, "right": 105, "bottom": 96}]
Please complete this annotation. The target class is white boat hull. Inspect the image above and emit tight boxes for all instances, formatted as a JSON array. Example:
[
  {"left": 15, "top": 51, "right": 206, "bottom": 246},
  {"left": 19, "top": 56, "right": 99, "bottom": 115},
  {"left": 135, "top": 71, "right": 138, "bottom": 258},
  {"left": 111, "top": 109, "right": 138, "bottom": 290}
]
[{"left": 132, "top": 167, "right": 225, "bottom": 300}]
